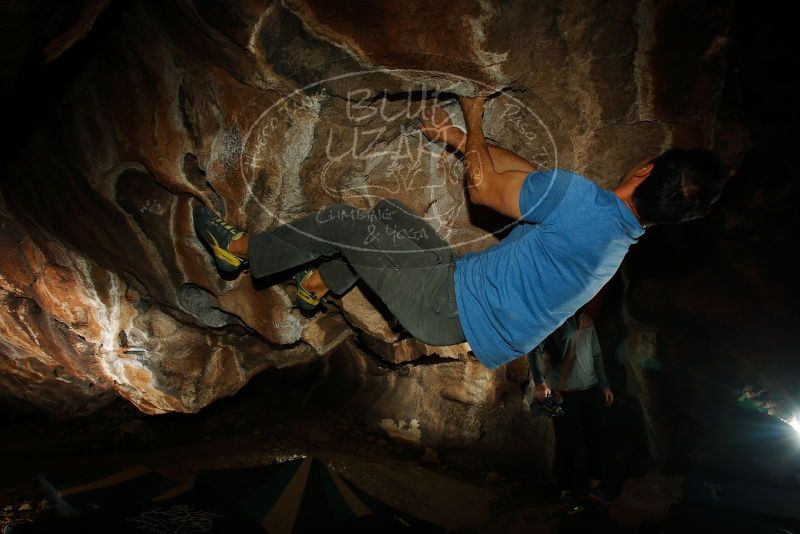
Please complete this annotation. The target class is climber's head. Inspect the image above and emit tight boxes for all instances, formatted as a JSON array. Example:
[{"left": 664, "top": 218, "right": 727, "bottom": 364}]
[{"left": 618, "top": 148, "right": 728, "bottom": 226}]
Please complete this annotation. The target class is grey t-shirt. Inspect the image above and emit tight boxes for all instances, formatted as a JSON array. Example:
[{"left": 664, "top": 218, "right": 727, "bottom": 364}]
[{"left": 530, "top": 313, "right": 609, "bottom": 392}]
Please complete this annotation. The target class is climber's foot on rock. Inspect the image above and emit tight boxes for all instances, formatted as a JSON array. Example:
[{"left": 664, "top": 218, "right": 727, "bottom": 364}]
[
  {"left": 294, "top": 269, "right": 329, "bottom": 312},
  {"left": 419, "top": 106, "right": 465, "bottom": 150},
  {"left": 192, "top": 205, "right": 247, "bottom": 274}
]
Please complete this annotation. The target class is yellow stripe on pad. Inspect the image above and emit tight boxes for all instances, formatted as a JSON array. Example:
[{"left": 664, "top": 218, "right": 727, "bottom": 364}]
[
  {"left": 261, "top": 457, "right": 313, "bottom": 534},
  {"left": 327, "top": 466, "right": 372, "bottom": 517},
  {"left": 153, "top": 482, "right": 193, "bottom": 501},
  {"left": 60, "top": 466, "right": 152, "bottom": 497}
]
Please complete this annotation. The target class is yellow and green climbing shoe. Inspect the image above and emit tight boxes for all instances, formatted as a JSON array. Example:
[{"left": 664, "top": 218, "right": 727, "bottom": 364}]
[
  {"left": 294, "top": 269, "right": 324, "bottom": 312},
  {"left": 193, "top": 205, "right": 246, "bottom": 273}
]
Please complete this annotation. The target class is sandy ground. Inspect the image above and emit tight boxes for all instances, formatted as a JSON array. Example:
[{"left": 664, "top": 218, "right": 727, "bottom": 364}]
[{"left": 0, "top": 371, "right": 656, "bottom": 533}]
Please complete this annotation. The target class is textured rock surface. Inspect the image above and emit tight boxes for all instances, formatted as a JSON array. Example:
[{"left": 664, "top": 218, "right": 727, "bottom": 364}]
[
  {"left": 299, "top": 338, "right": 553, "bottom": 470},
  {"left": 0, "top": 206, "right": 317, "bottom": 415},
  {"left": 1, "top": 0, "right": 735, "bottom": 455}
]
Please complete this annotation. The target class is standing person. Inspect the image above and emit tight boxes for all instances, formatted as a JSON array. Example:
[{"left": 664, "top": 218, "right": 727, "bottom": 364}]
[
  {"left": 529, "top": 308, "right": 614, "bottom": 514},
  {"left": 193, "top": 95, "right": 727, "bottom": 367}
]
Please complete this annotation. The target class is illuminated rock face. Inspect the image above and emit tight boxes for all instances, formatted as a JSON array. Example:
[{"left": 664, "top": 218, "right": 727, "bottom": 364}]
[{"left": 0, "top": 0, "right": 731, "bottom": 449}]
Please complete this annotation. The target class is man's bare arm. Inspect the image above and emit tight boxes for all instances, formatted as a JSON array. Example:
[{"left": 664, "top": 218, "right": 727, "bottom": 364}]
[
  {"left": 477, "top": 142, "right": 535, "bottom": 175},
  {"left": 419, "top": 105, "right": 535, "bottom": 174},
  {"left": 459, "top": 96, "right": 529, "bottom": 219}
]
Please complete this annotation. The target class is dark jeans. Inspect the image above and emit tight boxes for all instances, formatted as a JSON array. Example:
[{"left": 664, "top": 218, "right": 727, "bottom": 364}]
[
  {"left": 553, "top": 385, "right": 606, "bottom": 490},
  {"left": 247, "top": 199, "right": 466, "bottom": 346}
]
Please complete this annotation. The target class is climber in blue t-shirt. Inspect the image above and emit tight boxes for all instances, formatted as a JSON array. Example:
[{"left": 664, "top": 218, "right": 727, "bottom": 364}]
[{"left": 193, "top": 96, "right": 728, "bottom": 369}]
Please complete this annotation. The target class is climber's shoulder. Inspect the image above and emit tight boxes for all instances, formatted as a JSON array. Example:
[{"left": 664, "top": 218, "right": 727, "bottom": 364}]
[{"left": 471, "top": 169, "right": 528, "bottom": 219}]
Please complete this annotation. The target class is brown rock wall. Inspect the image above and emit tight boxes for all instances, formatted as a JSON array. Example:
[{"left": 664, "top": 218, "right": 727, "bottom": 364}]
[{"left": 1, "top": 0, "right": 734, "bottom": 456}]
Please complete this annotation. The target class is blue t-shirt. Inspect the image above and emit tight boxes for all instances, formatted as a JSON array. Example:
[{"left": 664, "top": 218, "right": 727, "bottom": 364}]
[{"left": 454, "top": 169, "right": 644, "bottom": 368}]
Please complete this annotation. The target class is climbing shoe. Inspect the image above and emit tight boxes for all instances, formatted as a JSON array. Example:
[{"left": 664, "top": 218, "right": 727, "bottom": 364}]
[
  {"left": 294, "top": 269, "right": 325, "bottom": 312},
  {"left": 193, "top": 205, "right": 246, "bottom": 273}
]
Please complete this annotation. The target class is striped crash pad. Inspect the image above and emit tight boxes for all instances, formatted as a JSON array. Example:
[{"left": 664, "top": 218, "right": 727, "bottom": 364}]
[{"left": 10, "top": 457, "right": 442, "bottom": 533}]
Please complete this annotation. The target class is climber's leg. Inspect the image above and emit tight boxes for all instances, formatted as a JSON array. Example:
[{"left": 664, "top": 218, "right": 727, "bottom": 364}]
[
  {"left": 247, "top": 202, "right": 464, "bottom": 346},
  {"left": 296, "top": 198, "right": 455, "bottom": 311},
  {"left": 371, "top": 198, "right": 454, "bottom": 253},
  {"left": 317, "top": 259, "right": 357, "bottom": 296},
  {"left": 269, "top": 198, "right": 454, "bottom": 298}
]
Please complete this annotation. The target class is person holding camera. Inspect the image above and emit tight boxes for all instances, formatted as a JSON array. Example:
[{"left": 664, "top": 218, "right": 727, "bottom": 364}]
[{"left": 529, "top": 308, "right": 614, "bottom": 514}]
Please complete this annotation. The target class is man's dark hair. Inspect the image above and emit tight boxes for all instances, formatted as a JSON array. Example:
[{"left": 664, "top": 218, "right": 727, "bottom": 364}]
[{"left": 632, "top": 148, "right": 728, "bottom": 226}]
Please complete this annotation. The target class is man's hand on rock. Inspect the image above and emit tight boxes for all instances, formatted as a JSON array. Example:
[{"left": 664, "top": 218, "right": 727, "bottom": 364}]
[
  {"left": 458, "top": 96, "right": 485, "bottom": 122},
  {"left": 418, "top": 106, "right": 464, "bottom": 148}
]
